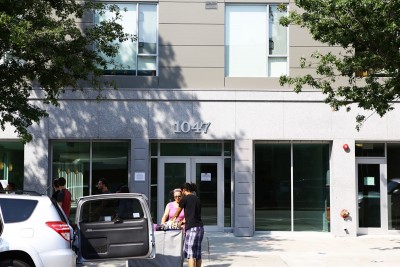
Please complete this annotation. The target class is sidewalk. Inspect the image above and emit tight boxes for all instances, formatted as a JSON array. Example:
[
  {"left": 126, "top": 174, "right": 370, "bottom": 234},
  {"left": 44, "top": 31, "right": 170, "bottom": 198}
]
[
  {"left": 83, "top": 232, "right": 400, "bottom": 267},
  {"left": 196, "top": 232, "right": 400, "bottom": 267}
]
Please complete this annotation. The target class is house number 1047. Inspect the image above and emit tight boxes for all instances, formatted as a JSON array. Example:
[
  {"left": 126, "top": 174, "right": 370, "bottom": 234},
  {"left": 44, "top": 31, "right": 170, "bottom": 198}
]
[{"left": 174, "top": 121, "right": 211, "bottom": 134}]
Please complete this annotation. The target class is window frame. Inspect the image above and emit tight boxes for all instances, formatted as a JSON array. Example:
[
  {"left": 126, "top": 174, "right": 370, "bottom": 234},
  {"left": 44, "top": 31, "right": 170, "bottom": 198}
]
[{"left": 94, "top": 2, "right": 159, "bottom": 76}]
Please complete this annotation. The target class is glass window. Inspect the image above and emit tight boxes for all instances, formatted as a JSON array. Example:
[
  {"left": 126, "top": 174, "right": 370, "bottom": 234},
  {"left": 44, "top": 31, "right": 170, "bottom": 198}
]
[
  {"left": 160, "top": 143, "right": 222, "bottom": 156},
  {"left": 355, "top": 143, "right": 385, "bottom": 157},
  {"left": 0, "top": 199, "right": 37, "bottom": 223},
  {"left": 358, "top": 164, "right": 381, "bottom": 227},
  {"left": 255, "top": 143, "right": 291, "bottom": 231},
  {"left": 52, "top": 141, "right": 90, "bottom": 212},
  {"left": 0, "top": 141, "right": 24, "bottom": 191},
  {"left": 92, "top": 142, "right": 129, "bottom": 194},
  {"left": 95, "top": 3, "right": 157, "bottom": 76},
  {"left": 293, "top": 144, "right": 330, "bottom": 231},
  {"left": 79, "top": 197, "right": 144, "bottom": 223},
  {"left": 255, "top": 143, "right": 330, "bottom": 232},
  {"left": 225, "top": 5, "right": 287, "bottom": 77},
  {"left": 224, "top": 158, "right": 232, "bottom": 227},
  {"left": 386, "top": 144, "right": 400, "bottom": 230},
  {"left": 150, "top": 142, "right": 158, "bottom": 156},
  {"left": 150, "top": 158, "right": 158, "bottom": 222},
  {"left": 52, "top": 141, "right": 129, "bottom": 220}
]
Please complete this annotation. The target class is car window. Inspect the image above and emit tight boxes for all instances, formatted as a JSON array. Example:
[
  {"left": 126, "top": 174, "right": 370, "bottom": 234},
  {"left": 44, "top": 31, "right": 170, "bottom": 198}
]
[
  {"left": 0, "top": 199, "right": 38, "bottom": 223},
  {"left": 79, "top": 198, "right": 144, "bottom": 223}
]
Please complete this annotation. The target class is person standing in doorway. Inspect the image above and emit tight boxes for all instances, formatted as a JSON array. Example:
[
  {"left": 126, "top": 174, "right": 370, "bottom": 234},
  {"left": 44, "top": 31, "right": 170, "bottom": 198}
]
[
  {"left": 57, "top": 177, "right": 72, "bottom": 218},
  {"left": 97, "top": 178, "right": 110, "bottom": 194},
  {"left": 172, "top": 182, "right": 204, "bottom": 267}
]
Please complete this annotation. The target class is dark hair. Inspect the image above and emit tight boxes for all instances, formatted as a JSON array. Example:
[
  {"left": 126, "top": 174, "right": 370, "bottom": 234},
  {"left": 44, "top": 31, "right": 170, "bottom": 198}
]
[
  {"left": 53, "top": 179, "right": 59, "bottom": 187},
  {"left": 58, "top": 177, "right": 66, "bottom": 186},
  {"left": 7, "top": 182, "right": 15, "bottom": 190},
  {"left": 119, "top": 185, "right": 129, "bottom": 193},
  {"left": 99, "top": 178, "right": 108, "bottom": 187},
  {"left": 181, "top": 182, "right": 197, "bottom": 192}
]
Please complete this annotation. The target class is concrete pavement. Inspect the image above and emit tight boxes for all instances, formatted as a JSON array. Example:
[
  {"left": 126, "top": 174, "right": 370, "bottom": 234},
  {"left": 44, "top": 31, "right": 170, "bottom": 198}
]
[
  {"left": 82, "top": 231, "right": 400, "bottom": 267},
  {"left": 197, "top": 232, "right": 400, "bottom": 267}
]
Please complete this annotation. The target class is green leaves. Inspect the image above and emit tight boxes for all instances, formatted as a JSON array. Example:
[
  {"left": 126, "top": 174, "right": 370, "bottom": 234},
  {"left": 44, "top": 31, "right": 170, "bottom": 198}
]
[
  {"left": 280, "top": 0, "right": 400, "bottom": 130},
  {"left": 0, "top": 0, "right": 130, "bottom": 142}
]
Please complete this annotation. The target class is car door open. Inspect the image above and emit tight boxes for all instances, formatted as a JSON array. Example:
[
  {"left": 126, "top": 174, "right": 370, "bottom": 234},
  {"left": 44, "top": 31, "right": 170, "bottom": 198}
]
[{"left": 75, "top": 193, "right": 155, "bottom": 263}]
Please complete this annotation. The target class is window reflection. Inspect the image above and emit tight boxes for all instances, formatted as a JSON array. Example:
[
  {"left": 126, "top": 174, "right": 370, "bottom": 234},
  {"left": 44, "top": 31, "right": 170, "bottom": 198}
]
[
  {"left": 255, "top": 143, "right": 330, "bottom": 232},
  {"left": 52, "top": 141, "right": 129, "bottom": 220},
  {"left": 387, "top": 144, "right": 400, "bottom": 230},
  {"left": 0, "top": 141, "right": 24, "bottom": 191}
]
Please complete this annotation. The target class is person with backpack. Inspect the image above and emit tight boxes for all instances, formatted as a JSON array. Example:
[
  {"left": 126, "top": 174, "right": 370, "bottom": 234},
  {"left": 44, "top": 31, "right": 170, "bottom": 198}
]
[{"left": 57, "top": 177, "right": 72, "bottom": 218}]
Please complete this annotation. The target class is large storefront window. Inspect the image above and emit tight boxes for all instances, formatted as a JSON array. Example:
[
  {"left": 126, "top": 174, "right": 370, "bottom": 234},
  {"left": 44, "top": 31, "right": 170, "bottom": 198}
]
[
  {"left": 0, "top": 142, "right": 24, "bottom": 191},
  {"left": 255, "top": 143, "right": 330, "bottom": 232},
  {"left": 52, "top": 141, "right": 129, "bottom": 219},
  {"left": 386, "top": 144, "right": 400, "bottom": 230}
]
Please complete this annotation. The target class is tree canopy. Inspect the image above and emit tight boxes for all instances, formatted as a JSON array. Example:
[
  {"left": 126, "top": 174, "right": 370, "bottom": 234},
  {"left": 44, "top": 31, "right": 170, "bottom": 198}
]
[
  {"left": 279, "top": 0, "right": 400, "bottom": 129},
  {"left": 0, "top": 0, "right": 130, "bottom": 142}
]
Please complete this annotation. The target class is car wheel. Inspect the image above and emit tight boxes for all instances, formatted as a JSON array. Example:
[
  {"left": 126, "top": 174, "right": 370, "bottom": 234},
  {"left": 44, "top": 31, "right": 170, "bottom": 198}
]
[{"left": 0, "top": 259, "right": 32, "bottom": 267}]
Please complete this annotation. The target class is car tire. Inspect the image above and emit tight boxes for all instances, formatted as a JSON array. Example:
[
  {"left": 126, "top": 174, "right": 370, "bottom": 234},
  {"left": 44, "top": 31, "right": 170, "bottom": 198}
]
[{"left": 0, "top": 259, "right": 32, "bottom": 267}]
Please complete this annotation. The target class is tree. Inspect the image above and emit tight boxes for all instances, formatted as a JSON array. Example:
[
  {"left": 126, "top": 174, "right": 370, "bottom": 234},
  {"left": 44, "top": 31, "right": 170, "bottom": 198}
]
[
  {"left": 279, "top": 0, "right": 400, "bottom": 130},
  {"left": 0, "top": 0, "right": 131, "bottom": 142}
]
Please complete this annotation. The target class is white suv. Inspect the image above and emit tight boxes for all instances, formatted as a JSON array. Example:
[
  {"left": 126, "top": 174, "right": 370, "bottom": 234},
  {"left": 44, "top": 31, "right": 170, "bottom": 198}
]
[{"left": 0, "top": 192, "right": 155, "bottom": 267}]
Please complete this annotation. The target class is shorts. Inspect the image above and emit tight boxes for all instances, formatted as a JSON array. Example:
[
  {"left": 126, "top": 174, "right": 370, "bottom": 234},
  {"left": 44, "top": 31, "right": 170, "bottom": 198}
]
[{"left": 184, "top": 226, "right": 204, "bottom": 259}]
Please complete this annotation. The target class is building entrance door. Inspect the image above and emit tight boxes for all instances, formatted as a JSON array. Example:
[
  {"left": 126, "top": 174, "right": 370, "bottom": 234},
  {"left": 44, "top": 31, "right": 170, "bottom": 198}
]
[
  {"left": 158, "top": 157, "right": 223, "bottom": 231},
  {"left": 356, "top": 158, "right": 388, "bottom": 234}
]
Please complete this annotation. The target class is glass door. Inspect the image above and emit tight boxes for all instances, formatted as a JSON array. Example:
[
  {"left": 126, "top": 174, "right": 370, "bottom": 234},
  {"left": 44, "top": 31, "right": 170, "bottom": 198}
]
[
  {"left": 357, "top": 158, "right": 388, "bottom": 234},
  {"left": 158, "top": 157, "right": 224, "bottom": 231},
  {"left": 192, "top": 158, "right": 223, "bottom": 231},
  {"left": 157, "top": 158, "right": 190, "bottom": 223}
]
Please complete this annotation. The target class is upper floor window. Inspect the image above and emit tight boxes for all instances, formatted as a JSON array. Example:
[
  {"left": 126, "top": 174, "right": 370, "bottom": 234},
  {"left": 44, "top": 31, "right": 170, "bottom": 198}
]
[
  {"left": 225, "top": 5, "right": 288, "bottom": 77},
  {"left": 95, "top": 3, "right": 158, "bottom": 76}
]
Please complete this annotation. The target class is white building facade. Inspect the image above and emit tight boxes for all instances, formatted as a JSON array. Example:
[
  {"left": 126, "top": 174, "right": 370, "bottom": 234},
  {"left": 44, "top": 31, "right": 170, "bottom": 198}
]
[{"left": 1, "top": 0, "right": 400, "bottom": 237}]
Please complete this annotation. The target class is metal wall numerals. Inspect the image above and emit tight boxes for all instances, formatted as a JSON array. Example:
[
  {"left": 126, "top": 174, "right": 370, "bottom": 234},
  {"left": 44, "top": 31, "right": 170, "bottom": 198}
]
[{"left": 173, "top": 121, "right": 211, "bottom": 134}]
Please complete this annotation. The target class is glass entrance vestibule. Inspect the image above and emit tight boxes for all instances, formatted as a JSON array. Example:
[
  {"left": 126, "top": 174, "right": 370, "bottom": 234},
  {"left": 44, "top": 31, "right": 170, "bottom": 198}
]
[
  {"left": 150, "top": 141, "right": 233, "bottom": 231},
  {"left": 356, "top": 143, "right": 400, "bottom": 234}
]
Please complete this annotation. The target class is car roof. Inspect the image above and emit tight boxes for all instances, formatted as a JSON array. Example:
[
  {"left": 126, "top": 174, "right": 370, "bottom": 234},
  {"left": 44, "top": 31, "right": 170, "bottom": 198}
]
[
  {"left": 77, "top": 192, "right": 148, "bottom": 202},
  {"left": 0, "top": 190, "right": 43, "bottom": 196}
]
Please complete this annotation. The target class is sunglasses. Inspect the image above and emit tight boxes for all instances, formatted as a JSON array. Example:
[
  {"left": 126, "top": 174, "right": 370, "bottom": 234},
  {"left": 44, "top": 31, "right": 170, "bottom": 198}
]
[{"left": 174, "top": 195, "right": 182, "bottom": 198}]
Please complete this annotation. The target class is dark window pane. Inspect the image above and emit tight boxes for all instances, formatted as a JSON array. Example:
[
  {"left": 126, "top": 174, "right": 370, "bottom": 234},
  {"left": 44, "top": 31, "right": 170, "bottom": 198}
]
[
  {"left": 355, "top": 143, "right": 385, "bottom": 157},
  {"left": 79, "top": 198, "right": 144, "bottom": 223},
  {"left": 293, "top": 144, "right": 330, "bottom": 231},
  {"left": 358, "top": 164, "right": 381, "bottom": 227},
  {"left": 387, "top": 143, "right": 400, "bottom": 230},
  {"left": 224, "top": 142, "right": 232, "bottom": 157},
  {"left": 224, "top": 158, "right": 232, "bottom": 227},
  {"left": 160, "top": 143, "right": 222, "bottom": 156},
  {"left": 255, "top": 143, "right": 291, "bottom": 231},
  {"left": 0, "top": 199, "right": 37, "bottom": 223},
  {"left": 92, "top": 142, "right": 129, "bottom": 194},
  {"left": 0, "top": 141, "right": 24, "bottom": 190},
  {"left": 150, "top": 142, "right": 157, "bottom": 156}
]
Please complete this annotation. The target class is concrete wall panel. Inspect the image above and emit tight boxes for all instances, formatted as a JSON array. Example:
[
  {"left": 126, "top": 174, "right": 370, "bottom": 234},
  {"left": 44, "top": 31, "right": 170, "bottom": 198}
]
[
  {"left": 159, "top": 46, "right": 224, "bottom": 68},
  {"left": 159, "top": 2, "right": 223, "bottom": 24},
  {"left": 159, "top": 24, "right": 224, "bottom": 46}
]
